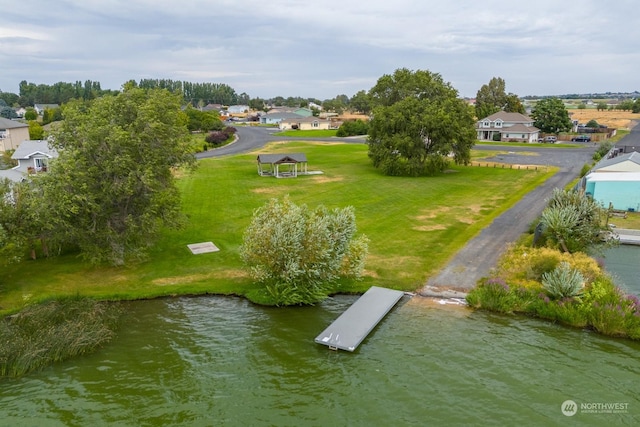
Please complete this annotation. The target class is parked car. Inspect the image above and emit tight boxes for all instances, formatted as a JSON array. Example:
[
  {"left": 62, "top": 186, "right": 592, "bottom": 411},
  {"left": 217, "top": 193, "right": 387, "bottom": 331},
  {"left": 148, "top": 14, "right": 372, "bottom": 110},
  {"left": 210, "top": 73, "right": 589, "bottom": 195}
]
[
  {"left": 571, "top": 135, "right": 591, "bottom": 142},
  {"left": 543, "top": 136, "right": 557, "bottom": 143}
]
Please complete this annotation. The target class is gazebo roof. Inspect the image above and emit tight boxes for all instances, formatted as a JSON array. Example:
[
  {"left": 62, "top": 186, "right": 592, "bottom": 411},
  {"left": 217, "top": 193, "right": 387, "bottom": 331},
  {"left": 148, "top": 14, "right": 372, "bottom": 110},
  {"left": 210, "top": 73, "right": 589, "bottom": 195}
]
[{"left": 257, "top": 153, "right": 307, "bottom": 164}]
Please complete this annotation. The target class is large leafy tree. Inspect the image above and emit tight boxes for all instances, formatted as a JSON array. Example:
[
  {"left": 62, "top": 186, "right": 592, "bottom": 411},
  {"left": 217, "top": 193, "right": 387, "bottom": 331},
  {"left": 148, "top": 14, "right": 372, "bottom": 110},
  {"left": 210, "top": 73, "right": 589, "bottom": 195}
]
[
  {"left": 240, "top": 196, "right": 368, "bottom": 306},
  {"left": 531, "top": 98, "right": 572, "bottom": 133},
  {"left": 43, "top": 88, "right": 196, "bottom": 265},
  {"left": 475, "top": 77, "right": 525, "bottom": 119},
  {"left": 367, "top": 68, "right": 476, "bottom": 176},
  {"left": 350, "top": 90, "right": 372, "bottom": 115},
  {"left": 475, "top": 77, "right": 507, "bottom": 119}
]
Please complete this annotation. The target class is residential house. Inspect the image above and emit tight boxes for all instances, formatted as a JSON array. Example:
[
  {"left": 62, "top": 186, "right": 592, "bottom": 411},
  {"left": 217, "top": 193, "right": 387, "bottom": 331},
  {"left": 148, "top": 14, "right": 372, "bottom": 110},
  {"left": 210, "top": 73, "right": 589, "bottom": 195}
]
[
  {"left": 583, "top": 151, "right": 640, "bottom": 211},
  {"left": 227, "top": 105, "right": 250, "bottom": 117},
  {"left": 15, "top": 107, "right": 27, "bottom": 118},
  {"left": 0, "top": 117, "right": 30, "bottom": 152},
  {"left": 279, "top": 117, "right": 333, "bottom": 131},
  {"left": 34, "top": 103, "right": 60, "bottom": 115},
  {"left": 476, "top": 112, "right": 539, "bottom": 143},
  {"left": 259, "top": 112, "right": 304, "bottom": 125},
  {"left": 11, "top": 139, "right": 58, "bottom": 174}
]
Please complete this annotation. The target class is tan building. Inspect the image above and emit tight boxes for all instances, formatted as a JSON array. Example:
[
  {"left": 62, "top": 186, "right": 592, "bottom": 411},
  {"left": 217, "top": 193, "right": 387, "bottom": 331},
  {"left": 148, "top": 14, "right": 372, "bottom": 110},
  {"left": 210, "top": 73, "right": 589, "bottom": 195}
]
[
  {"left": 0, "top": 117, "right": 30, "bottom": 152},
  {"left": 279, "top": 117, "right": 333, "bottom": 131}
]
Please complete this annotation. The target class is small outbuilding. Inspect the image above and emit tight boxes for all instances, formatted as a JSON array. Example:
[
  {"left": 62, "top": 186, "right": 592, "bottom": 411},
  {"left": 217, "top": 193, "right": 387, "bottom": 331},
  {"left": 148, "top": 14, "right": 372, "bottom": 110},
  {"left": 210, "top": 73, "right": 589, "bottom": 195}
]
[{"left": 257, "top": 153, "right": 308, "bottom": 178}]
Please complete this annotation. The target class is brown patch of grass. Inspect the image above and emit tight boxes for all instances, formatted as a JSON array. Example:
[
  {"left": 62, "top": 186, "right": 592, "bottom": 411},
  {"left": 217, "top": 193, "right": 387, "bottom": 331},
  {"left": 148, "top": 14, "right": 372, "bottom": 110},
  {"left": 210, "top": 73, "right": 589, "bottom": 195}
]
[
  {"left": 413, "top": 225, "right": 447, "bottom": 231},
  {"left": 251, "top": 187, "right": 282, "bottom": 194},
  {"left": 311, "top": 175, "right": 344, "bottom": 183},
  {"left": 152, "top": 270, "right": 249, "bottom": 286}
]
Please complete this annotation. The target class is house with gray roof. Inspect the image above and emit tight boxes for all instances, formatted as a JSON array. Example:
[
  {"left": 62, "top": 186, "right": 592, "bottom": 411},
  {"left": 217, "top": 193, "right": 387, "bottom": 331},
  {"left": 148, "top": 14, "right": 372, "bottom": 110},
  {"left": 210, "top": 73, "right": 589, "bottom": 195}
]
[
  {"left": 0, "top": 117, "right": 30, "bottom": 152},
  {"left": 476, "top": 112, "right": 539, "bottom": 143},
  {"left": 11, "top": 139, "right": 58, "bottom": 174},
  {"left": 34, "top": 103, "right": 60, "bottom": 115}
]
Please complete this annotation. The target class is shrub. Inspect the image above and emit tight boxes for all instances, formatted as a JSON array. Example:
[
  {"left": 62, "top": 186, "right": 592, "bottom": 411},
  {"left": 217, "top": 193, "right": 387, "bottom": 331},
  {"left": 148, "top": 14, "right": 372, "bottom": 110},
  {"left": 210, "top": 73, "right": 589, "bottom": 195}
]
[
  {"left": 240, "top": 196, "right": 368, "bottom": 306},
  {"left": 580, "top": 163, "right": 591, "bottom": 177},
  {"left": 336, "top": 119, "right": 369, "bottom": 137},
  {"left": 205, "top": 130, "right": 228, "bottom": 145},
  {"left": 466, "top": 278, "right": 516, "bottom": 313},
  {"left": 542, "top": 262, "right": 585, "bottom": 299},
  {"left": 593, "top": 141, "right": 613, "bottom": 161}
]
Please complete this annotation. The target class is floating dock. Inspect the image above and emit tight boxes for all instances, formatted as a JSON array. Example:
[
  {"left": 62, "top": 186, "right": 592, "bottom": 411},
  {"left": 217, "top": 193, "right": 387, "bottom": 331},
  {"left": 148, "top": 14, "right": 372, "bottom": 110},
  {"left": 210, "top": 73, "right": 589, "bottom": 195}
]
[{"left": 315, "top": 286, "right": 405, "bottom": 352}]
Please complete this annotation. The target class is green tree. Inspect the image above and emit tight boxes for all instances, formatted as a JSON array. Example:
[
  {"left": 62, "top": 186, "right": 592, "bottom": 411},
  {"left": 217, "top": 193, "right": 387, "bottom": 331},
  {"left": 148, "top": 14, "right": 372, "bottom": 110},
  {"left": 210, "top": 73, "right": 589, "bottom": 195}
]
[
  {"left": 586, "top": 119, "right": 599, "bottom": 128},
  {"left": 43, "top": 88, "right": 196, "bottom": 266},
  {"left": 350, "top": 90, "right": 372, "bottom": 115},
  {"left": 504, "top": 94, "right": 525, "bottom": 114},
  {"left": 475, "top": 77, "right": 507, "bottom": 119},
  {"left": 531, "top": 98, "right": 572, "bottom": 133},
  {"left": 336, "top": 119, "right": 369, "bottom": 137},
  {"left": 28, "top": 121, "right": 44, "bottom": 140},
  {"left": 596, "top": 102, "right": 608, "bottom": 111},
  {"left": 367, "top": 68, "right": 476, "bottom": 176},
  {"left": 540, "top": 189, "right": 612, "bottom": 254},
  {"left": 240, "top": 196, "right": 369, "bottom": 306},
  {"left": 42, "top": 107, "right": 62, "bottom": 125},
  {"left": 248, "top": 97, "right": 266, "bottom": 111},
  {"left": 0, "top": 106, "right": 17, "bottom": 119},
  {"left": 24, "top": 108, "right": 37, "bottom": 121},
  {"left": 184, "top": 105, "right": 222, "bottom": 132}
]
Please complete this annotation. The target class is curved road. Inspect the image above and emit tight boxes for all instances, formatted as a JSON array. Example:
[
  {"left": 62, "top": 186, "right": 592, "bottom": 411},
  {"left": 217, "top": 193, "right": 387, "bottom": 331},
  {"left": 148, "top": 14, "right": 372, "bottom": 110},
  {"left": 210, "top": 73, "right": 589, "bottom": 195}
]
[{"left": 192, "top": 125, "right": 625, "bottom": 296}]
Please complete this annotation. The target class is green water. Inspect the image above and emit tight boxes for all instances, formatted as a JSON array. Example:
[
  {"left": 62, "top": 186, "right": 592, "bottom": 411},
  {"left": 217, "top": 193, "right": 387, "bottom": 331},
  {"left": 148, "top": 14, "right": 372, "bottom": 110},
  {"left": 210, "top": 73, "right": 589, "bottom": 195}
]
[{"left": 1, "top": 295, "right": 639, "bottom": 426}]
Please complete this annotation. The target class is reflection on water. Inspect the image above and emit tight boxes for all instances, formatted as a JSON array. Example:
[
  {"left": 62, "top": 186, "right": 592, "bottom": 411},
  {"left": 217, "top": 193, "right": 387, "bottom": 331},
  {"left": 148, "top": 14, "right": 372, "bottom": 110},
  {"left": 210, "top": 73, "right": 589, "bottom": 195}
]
[
  {"left": 603, "top": 245, "right": 640, "bottom": 294},
  {"left": 1, "top": 295, "right": 639, "bottom": 426}
]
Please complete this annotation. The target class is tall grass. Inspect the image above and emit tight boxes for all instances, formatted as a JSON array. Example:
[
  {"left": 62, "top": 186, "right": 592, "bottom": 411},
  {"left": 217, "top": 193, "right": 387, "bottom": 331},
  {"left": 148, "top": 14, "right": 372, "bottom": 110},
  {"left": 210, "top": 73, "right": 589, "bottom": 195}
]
[{"left": 0, "top": 297, "right": 122, "bottom": 378}]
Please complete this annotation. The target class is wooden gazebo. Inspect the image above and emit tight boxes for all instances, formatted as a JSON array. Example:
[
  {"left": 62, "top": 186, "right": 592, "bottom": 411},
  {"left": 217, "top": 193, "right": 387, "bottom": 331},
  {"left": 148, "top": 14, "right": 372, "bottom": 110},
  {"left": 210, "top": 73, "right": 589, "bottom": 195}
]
[{"left": 256, "top": 153, "right": 308, "bottom": 178}]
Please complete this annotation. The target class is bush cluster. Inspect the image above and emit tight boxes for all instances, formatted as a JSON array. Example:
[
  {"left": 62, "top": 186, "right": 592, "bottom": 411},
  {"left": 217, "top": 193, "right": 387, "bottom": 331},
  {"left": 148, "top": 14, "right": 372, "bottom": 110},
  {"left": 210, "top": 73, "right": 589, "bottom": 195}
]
[
  {"left": 205, "top": 126, "right": 237, "bottom": 146},
  {"left": 336, "top": 119, "right": 369, "bottom": 137},
  {"left": 467, "top": 246, "right": 640, "bottom": 340}
]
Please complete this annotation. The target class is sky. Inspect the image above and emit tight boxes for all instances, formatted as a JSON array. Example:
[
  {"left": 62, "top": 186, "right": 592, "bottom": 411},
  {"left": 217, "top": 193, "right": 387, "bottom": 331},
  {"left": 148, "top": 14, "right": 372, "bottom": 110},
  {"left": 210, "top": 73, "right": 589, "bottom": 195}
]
[{"left": 1, "top": 0, "right": 639, "bottom": 101}]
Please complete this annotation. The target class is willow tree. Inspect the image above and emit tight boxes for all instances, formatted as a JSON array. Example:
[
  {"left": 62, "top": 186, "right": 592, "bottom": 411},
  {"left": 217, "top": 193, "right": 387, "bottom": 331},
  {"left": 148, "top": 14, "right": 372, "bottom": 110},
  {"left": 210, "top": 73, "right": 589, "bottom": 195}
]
[
  {"left": 240, "top": 196, "right": 369, "bottom": 306},
  {"left": 43, "top": 88, "right": 196, "bottom": 265},
  {"left": 367, "top": 68, "right": 476, "bottom": 176}
]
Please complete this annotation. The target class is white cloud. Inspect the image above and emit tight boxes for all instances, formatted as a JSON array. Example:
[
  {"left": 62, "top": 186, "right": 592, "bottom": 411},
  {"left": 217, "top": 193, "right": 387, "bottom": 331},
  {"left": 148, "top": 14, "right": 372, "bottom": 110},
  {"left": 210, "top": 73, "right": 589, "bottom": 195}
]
[{"left": 1, "top": 0, "right": 638, "bottom": 99}]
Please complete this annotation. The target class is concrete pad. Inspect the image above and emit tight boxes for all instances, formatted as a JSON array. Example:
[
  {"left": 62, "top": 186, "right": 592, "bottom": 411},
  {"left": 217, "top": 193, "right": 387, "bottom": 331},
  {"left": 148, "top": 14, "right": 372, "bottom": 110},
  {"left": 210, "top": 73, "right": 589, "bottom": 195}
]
[{"left": 187, "top": 242, "right": 219, "bottom": 254}]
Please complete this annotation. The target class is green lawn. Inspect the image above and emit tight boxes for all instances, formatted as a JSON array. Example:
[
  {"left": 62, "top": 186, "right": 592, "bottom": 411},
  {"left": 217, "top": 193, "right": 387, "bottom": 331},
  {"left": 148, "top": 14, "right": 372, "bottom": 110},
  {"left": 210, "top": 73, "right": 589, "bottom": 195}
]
[
  {"left": 273, "top": 129, "right": 338, "bottom": 137},
  {"left": 0, "top": 142, "right": 555, "bottom": 314}
]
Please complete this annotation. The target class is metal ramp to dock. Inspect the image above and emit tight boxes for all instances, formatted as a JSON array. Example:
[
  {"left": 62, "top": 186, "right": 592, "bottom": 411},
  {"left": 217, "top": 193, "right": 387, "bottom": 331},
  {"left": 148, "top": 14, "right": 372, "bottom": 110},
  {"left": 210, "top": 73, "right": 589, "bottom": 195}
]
[{"left": 315, "top": 286, "right": 405, "bottom": 352}]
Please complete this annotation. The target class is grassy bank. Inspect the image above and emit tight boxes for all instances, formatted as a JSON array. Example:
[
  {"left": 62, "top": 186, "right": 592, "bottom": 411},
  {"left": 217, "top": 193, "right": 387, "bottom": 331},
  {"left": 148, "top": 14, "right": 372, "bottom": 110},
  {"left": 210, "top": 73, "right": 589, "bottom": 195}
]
[{"left": 0, "top": 142, "right": 554, "bottom": 315}]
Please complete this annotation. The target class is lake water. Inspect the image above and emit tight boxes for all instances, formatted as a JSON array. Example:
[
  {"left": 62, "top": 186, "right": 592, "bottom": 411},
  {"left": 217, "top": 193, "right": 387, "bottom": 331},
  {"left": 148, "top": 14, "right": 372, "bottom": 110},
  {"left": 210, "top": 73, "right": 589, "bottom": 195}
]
[
  {"left": 603, "top": 245, "right": 640, "bottom": 295},
  {"left": 1, "top": 295, "right": 639, "bottom": 426}
]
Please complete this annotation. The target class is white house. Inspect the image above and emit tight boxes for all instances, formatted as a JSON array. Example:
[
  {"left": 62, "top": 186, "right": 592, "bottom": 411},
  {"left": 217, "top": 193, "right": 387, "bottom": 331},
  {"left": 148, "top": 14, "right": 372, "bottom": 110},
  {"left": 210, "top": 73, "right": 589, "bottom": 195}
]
[
  {"left": 11, "top": 139, "right": 58, "bottom": 174},
  {"left": 476, "top": 112, "right": 539, "bottom": 143}
]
